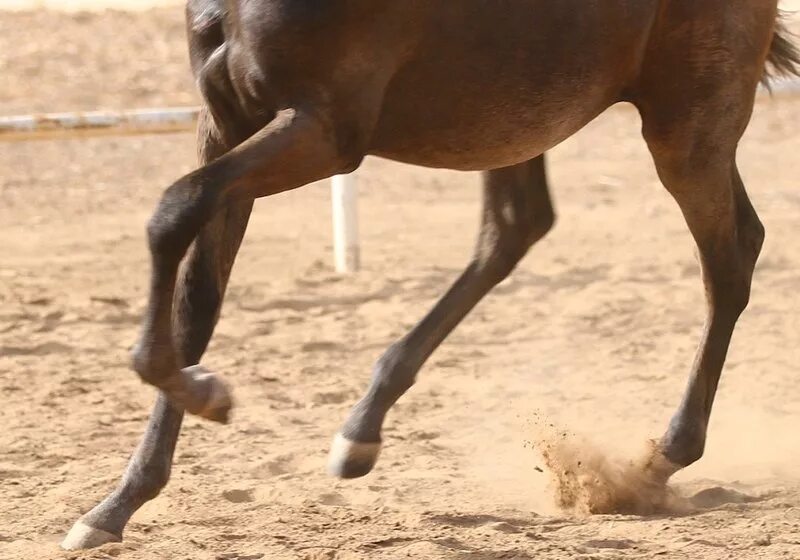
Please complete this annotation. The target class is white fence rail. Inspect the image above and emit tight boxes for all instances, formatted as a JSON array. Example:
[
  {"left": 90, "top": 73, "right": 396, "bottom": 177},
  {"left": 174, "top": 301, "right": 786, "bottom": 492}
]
[
  {"left": 0, "top": 106, "right": 362, "bottom": 273},
  {"left": 2, "top": 78, "right": 798, "bottom": 141},
  {"left": 0, "top": 107, "right": 201, "bottom": 141},
  {"left": 0, "top": 107, "right": 360, "bottom": 273},
  {"left": 2, "top": 78, "right": 798, "bottom": 271}
]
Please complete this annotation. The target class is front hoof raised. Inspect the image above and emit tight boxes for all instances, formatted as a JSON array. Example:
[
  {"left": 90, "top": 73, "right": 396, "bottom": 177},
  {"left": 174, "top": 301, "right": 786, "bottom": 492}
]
[
  {"left": 61, "top": 520, "right": 121, "bottom": 551},
  {"left": 182, "top": 365, "right": 233, "bottom": 424},
  {"left": 327, "top": 433, "right": 381, "bottom": 479}
]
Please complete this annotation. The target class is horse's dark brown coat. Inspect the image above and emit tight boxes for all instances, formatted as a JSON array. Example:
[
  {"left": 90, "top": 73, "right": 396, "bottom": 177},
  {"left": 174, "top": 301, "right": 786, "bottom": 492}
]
[{"left": 66, "top": 0, "right": 799, "bottom": 548}]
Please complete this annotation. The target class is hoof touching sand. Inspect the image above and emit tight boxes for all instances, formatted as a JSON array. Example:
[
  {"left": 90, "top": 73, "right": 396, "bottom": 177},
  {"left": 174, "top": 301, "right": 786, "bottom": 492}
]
[
  {"left": 537, "top": 433, "right": 690, "bottom": 516},
  {"left": 61, "top": 520, "right": 120, "bottom": 551}
]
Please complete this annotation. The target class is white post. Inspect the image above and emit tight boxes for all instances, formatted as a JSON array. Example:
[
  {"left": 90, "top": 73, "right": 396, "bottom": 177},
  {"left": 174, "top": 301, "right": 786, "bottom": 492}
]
[
  {"left": 0, "top": 106, "right": 366, "bottom": 274},
  {"left": 331, "top": 173, "right": 360, "bottom": 273}
]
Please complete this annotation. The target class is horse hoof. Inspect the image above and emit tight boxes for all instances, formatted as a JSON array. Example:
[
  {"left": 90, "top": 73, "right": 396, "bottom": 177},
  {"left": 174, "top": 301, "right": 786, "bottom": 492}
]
[
  {"left": 643, "top": 440, "right": 682, "bottom": 484},
  {"left": 182, "top": 365, "right": 233, "bottom": 424},
  {"left": 61, "top": 520, "right": 120, "bottom": 550},
  {"left": 327, "top": 433, "right": 381, "bottom": 479}
]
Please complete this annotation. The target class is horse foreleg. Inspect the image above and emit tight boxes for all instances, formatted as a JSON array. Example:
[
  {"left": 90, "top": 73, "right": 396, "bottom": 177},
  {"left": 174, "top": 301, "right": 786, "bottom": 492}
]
[{"left": 62, "top": 111, "right": 253, "bottom": 550}]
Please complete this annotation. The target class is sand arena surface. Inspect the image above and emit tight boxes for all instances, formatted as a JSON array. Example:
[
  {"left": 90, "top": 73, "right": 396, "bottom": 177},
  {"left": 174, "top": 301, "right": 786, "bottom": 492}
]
[{"left": 1, "top": 4, "right": 799, "bottom": 560}]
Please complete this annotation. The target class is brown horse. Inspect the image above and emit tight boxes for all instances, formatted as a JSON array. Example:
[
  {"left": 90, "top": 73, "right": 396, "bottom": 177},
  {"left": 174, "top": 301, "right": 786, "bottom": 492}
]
[{"left": 63, "top": 0, "right": 799, "bottom": 549}]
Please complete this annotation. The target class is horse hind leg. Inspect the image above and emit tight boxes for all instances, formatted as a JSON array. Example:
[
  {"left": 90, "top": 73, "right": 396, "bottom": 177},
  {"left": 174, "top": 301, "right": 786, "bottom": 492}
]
[
  {"left": 329, "top": 155, "right": 556, "bottom": 478},
  {"left": 637, "top": 79, "right": 765, "bottom": 480}
]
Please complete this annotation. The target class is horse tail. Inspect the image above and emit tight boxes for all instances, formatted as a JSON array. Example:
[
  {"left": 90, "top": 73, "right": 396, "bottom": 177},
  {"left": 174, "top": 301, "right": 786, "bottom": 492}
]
[{"left": 762, "top": 12, "right": 800, "bottom": 88}]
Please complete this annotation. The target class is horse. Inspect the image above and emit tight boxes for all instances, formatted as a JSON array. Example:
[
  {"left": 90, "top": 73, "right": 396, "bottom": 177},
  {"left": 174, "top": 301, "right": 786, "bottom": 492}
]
[{"left": 62, "top": 0, "right": 799, "bottom": 549}]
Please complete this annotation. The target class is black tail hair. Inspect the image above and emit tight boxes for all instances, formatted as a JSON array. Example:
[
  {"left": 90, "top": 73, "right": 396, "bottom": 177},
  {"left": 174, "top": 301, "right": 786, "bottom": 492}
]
[{"left": 762, "top": 12, "right": 800, "bottom": 89}]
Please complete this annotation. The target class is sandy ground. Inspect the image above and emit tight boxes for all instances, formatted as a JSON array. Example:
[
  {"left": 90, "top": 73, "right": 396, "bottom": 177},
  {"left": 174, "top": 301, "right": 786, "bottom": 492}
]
[{"left": 1, "top": 6, "right": 799, "bottom": 560}]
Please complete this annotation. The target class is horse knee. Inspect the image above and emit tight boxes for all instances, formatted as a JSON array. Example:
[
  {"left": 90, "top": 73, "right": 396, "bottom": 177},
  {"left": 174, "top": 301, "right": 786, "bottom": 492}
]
[
  {"left": 146, "top": 176, "right": 221, "bottom": 262},
  {"left": 476, "top": 210, "right": 555, "bottom": 284},
  {"left": 712, "top": 205, "right": 764, "bottom": 318},
  {"left": 738, "top": 207, "right": 765, "bottom": 272}
]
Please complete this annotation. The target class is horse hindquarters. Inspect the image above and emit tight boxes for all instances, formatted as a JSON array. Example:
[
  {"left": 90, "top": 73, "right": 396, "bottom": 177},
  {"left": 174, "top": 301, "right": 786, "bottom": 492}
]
[{"left": 631, "top": 1, "right": 783, "bottom": 473}]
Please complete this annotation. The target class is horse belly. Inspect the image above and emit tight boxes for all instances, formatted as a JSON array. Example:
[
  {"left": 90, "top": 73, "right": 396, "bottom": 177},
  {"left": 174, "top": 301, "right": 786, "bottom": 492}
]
[
  {"left": 369, "top": 0, "right": 657, "bottom": 170},
  {"left": 370, "top": 80, "right": 616, "bottom": 171}
]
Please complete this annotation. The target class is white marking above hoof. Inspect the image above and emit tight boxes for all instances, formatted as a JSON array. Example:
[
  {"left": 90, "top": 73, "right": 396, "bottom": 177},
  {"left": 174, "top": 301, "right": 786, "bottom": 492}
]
[
  {"left": 61, "top": 520, "right": 120, "bottom": 550},
  {"left": 327, "top": 433, "right": 381, "bottom": 479}
]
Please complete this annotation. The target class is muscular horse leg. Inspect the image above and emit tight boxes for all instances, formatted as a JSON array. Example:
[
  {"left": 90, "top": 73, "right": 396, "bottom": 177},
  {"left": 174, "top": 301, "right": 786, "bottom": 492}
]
[
  {"left": 641, "top": 111, "right": 764, "bottom": 480},
  {"left": 329, "top": 155, "right": 556, "bottom": 478},
  {"left": 62, "top": 111, "right": 253, "bottom": 549},
  {"left": 129, "top": 99, "right": 371, "bottom": 422},
  {"left": 630, "top": 0, "right": 777, "bottom": 480}
]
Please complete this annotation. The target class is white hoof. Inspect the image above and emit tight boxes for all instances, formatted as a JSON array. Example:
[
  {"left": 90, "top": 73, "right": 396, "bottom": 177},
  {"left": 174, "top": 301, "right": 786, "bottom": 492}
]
[
  {"left": 61, "top": 520, "right": 120, "bottom": 550},
  {"left": 327, "top": 433, "right": 381, "bottom": 479}
]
